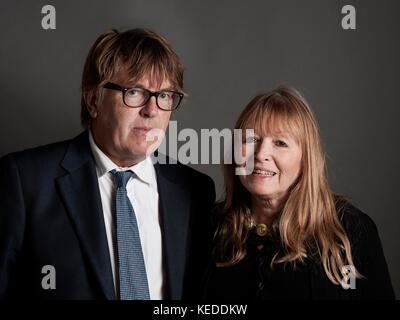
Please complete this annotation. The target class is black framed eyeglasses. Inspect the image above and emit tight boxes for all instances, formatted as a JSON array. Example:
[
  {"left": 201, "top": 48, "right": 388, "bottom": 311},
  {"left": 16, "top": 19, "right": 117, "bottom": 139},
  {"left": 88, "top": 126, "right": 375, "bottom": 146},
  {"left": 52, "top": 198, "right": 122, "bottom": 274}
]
[{"left": 103, "top": 82, "right": 184, "bottom": 111}]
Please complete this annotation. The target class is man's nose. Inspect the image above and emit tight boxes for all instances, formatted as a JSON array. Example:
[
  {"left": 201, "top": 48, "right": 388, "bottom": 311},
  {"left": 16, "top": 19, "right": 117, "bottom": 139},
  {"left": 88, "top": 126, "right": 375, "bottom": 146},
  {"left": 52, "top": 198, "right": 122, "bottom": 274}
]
[{"left": 139, "top": 96, "right": 158, "bottom": 118}]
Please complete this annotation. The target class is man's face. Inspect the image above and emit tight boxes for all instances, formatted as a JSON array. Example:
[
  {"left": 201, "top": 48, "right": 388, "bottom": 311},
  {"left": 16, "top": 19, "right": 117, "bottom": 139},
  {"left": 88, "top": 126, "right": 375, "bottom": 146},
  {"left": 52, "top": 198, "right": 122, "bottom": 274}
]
[{"left": 91, "top": 67, "right": 173, "bottom": 166}]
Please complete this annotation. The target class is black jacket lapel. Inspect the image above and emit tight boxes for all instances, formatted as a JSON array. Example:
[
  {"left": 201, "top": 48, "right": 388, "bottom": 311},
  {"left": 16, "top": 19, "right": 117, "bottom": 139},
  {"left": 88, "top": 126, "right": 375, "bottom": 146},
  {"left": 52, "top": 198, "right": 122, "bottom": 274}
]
[
  {"left": 56, "top": 131, "right": 115, "bottom": 300},
  {"left": 154, "top": 163, "right": 191, "bottom": 300}
]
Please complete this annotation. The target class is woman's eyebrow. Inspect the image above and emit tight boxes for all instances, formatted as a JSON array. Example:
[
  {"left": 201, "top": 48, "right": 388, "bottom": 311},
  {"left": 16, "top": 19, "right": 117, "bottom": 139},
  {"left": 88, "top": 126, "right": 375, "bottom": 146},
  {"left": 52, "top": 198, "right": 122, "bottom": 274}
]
[
  {"left": 271, "top": 132, "right": 293, "bottom": 140},
  {"left": 243, "top": 129, "right": 259, "bottom": 135}
]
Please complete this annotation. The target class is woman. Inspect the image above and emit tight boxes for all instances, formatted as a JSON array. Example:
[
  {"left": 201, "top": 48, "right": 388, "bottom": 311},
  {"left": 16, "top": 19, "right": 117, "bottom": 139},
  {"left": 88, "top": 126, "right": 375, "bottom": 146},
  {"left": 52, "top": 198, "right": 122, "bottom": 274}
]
[{"left": 202, "top": 87, "right": 394, "bottom": 300}]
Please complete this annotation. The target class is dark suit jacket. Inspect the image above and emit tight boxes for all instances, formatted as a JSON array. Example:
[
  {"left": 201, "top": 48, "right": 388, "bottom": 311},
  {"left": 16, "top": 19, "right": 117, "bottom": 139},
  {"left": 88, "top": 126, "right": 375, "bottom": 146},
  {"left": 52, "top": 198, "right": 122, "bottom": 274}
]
[{"left": 0, "top": 131, "right": 216, "bottom": 300}]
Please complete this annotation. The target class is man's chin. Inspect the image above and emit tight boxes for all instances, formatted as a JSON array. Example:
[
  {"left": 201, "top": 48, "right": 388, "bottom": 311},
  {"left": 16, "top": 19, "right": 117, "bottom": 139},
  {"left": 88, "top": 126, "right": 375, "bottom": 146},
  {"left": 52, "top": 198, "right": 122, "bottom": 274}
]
[{"left": 127, "top": 143, "right": 159, "bottom": 159}]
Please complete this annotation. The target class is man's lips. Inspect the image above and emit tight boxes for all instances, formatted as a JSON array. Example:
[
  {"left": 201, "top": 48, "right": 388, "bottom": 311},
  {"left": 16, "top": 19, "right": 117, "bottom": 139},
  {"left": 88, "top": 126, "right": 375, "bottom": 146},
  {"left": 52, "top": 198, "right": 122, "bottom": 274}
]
[{"left": 133, "top": 126, "right": 152, "bottom": 132}]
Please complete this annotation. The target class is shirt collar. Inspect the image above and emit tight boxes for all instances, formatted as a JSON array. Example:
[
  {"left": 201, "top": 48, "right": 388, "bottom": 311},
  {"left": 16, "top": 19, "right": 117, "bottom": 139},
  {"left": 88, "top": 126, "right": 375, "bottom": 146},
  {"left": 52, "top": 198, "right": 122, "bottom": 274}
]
[{"left": 88, "top": 130, "right": 155, "bottom": 185}]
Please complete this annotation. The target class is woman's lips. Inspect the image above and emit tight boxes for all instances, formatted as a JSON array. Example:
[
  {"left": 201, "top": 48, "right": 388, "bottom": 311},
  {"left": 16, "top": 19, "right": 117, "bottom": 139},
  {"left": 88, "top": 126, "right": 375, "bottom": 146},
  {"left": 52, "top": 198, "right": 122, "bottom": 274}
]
[
  {"left": 251, "top": 168, "right": 277, "bottom": 179},
  {"left": 251, "top": 173, "right": 276, "bottom": 179}
]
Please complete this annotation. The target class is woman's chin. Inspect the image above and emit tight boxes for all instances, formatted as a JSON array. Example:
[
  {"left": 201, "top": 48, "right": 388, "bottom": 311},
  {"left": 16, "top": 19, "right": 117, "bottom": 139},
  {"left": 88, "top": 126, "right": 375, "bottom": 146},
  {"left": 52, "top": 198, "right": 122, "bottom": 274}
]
[{"left": 247, "top": 187, "right": 276, "bottom": 199}]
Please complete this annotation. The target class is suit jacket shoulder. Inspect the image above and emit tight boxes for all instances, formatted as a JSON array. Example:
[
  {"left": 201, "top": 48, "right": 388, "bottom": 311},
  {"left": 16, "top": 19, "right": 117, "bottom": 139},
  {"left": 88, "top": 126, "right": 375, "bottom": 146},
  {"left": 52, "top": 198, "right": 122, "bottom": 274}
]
[{"left": 2, "top": 136, "right": 71, "bottom": 168}]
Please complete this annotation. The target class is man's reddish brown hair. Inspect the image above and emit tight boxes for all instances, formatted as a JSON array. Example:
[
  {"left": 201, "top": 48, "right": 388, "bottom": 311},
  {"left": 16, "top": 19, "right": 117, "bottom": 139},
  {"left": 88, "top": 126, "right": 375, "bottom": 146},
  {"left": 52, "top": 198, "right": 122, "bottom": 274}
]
[{"left": 81, "top": 28, "right": 185, "bottom": 128}]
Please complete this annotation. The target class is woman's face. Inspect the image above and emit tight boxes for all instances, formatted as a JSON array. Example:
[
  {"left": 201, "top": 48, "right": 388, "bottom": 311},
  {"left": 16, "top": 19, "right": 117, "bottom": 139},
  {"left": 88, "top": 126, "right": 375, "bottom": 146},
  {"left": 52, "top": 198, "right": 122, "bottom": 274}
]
[{"left": 238, "top": 127, "right": 302, "bottom": 201}]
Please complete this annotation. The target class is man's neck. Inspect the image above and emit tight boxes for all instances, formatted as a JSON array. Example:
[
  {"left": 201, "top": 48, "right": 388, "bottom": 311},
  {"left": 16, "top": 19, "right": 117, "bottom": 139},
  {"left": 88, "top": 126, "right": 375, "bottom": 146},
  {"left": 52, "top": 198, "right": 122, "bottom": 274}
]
[{"left": 89, "top": 129, "right": 146, "bottom": 168}]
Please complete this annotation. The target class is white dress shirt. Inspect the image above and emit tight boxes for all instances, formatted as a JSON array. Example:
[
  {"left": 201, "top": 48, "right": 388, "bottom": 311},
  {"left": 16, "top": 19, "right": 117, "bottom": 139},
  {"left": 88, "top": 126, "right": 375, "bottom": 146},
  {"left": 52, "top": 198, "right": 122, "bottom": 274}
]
[{"left": 88, "top": 131, "right": 164, "bottom": 299}]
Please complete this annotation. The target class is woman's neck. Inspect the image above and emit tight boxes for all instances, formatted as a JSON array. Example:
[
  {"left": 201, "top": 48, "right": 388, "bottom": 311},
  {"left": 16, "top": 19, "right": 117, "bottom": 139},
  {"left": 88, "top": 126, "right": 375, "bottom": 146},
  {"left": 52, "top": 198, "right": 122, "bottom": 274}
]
[{"left": 251, "top": 194, "right": 286, "bottom": 225}]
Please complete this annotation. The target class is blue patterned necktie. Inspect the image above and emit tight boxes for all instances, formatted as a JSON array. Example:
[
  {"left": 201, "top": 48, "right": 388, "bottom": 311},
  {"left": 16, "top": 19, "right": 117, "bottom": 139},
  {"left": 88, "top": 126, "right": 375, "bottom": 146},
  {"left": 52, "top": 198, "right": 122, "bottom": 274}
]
[{"left": 110, "top": 169, "right": 150, "bottom": 300}]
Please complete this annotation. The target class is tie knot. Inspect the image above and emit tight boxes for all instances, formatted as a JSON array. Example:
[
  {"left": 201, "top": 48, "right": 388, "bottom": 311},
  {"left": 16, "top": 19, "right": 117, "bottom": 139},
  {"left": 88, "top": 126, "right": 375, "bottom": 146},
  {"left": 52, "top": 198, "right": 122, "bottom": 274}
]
[{"left": 110, "top": 170, "right": 133, "bottom": 189}]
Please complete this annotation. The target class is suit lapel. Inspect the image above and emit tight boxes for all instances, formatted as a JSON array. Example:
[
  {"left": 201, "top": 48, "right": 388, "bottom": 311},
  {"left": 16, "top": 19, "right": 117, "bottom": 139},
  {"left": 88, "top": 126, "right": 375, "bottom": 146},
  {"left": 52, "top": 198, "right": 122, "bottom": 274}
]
[
  {"left": 56, "top": 131, "right": 115, "bottom": 300},
  {"left": 56, "top": 134, "right": 191, "bottom": 300},
  {"left": 154, "top": 163, "right": 191, "bottom": 300}
]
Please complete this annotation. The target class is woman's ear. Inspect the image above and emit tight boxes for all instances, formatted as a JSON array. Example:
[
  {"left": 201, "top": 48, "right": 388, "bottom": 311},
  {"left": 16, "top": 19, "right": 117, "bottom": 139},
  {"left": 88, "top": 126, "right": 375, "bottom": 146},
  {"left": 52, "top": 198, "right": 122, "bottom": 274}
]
[{"left": 83, "top": 89, "right": 98, "bottom": 119}]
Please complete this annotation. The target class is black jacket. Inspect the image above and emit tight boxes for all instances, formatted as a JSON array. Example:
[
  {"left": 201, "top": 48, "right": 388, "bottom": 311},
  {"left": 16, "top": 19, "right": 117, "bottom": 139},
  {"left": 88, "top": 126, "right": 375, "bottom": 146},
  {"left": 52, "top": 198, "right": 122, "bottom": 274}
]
[
  {"left": 0, "top": 131, "right": 216, "bottom": 299},
  {"left": 202, "top": 204, "right": 395, "bottom": 300}
]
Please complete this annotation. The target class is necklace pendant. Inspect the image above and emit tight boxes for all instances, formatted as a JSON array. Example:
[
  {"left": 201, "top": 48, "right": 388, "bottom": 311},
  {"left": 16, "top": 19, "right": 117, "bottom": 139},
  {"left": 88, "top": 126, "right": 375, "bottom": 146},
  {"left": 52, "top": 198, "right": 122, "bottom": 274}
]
[
  {"left": 256, "top": 224, "right": 268, "bottom": 237},
  {"left": 245, "top": 207, "right": 268, "bottom": 236}
]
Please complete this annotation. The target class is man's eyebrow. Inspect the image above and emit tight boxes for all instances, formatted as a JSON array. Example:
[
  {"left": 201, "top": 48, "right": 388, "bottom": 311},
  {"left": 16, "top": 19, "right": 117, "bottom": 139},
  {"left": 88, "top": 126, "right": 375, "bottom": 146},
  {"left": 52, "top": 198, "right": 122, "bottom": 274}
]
[
  {"left": 124, "top": 83, "right": 144, "bottom": 89},
  {"left": 127, "top": 83, "right": 178, "bottom": 92},
  {"left": 160, "top": 86, "right": 177, "bottom": 91}
]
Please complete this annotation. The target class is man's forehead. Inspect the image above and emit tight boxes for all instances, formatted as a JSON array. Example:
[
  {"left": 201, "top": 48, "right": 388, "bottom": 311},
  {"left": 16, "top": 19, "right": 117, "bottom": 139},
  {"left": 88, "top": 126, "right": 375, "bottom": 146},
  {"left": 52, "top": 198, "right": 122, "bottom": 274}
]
[
  {"left": 131, "top": 76, "right": 173, "bottom": 89},
  {"left": 114, "top": 65, "right": 173, "bottom": 89}
]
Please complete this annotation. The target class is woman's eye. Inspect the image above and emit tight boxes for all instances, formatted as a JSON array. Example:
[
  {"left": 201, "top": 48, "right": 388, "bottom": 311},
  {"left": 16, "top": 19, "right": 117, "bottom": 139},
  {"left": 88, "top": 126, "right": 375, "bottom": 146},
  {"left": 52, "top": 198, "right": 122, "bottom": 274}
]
[
  {"left": 244, "top": 136, "right": 258, "bottom": 143},
  {"left": 275, "top": 140, "right": 287, "bottom": 147}
]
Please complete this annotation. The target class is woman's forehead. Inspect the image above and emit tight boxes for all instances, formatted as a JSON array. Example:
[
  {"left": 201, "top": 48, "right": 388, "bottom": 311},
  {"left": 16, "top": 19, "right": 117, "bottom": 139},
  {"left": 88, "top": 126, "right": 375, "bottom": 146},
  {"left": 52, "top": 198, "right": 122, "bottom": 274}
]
[
  {"left": 242, "top": 118, "right": 296, "bottom": 134},
  {"left": 241, "top": 117, "right": 301, "bottom": 143}
]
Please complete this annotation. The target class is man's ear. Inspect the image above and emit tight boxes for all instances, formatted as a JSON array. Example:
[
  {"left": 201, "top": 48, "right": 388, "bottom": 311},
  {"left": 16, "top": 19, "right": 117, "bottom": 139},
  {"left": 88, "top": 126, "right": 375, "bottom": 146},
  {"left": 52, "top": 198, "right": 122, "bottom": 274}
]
[{"left": 83, "top": 89, "right": 99, "bottom": 119}]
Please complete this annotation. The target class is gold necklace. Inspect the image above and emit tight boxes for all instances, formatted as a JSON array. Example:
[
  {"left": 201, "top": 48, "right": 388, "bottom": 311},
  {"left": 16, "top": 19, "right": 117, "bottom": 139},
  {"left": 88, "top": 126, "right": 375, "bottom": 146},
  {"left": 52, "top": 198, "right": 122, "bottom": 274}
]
[{"left": 245, "top": 208, "right": 268, "bottom": 237}]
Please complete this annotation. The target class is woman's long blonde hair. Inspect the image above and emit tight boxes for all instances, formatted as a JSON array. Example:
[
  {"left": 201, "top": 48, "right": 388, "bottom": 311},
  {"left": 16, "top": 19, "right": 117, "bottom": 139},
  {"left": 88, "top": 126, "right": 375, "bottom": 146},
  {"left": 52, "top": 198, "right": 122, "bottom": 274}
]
[{"left": 215, "top": 86, "right": 360, "bottom": 285}]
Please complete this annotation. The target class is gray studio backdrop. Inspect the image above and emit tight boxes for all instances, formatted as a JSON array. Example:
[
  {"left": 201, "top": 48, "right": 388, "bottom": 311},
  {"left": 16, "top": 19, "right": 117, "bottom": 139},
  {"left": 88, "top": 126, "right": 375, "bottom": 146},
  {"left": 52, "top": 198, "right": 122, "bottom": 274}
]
[{"left": 1, "top": 0, "right": 399, "bottom": 297}]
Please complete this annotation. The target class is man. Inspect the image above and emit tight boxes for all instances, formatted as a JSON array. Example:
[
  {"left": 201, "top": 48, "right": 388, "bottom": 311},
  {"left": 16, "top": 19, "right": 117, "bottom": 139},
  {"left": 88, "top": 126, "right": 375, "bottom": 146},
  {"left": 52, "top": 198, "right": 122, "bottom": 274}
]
[{"left": 0, "top": 28, "right": 215, "bottom": 300}]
